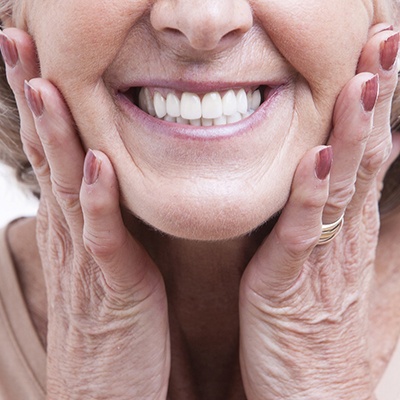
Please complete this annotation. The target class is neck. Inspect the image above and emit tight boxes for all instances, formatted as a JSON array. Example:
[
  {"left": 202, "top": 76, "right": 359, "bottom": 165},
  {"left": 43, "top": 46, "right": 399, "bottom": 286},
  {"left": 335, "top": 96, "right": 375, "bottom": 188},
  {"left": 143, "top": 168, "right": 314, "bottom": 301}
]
[{"left": 124, "top": 212, "right": 274, "bottom": 399}]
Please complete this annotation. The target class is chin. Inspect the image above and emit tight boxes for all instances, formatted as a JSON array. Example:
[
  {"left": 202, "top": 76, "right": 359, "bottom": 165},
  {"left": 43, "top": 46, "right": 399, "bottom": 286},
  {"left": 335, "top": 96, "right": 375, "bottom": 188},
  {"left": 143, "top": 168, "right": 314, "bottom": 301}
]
[{"left": 122, "top": 187, "right": 287, "bottom": 241}]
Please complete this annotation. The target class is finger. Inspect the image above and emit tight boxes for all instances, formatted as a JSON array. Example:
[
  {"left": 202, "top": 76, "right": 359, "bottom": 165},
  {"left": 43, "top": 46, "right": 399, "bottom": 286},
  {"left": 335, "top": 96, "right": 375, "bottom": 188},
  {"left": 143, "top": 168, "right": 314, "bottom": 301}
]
[
  {"left": 24, "top": 79, "right": 85, "bottom": 235},
  {"left": 367, "top": 23, "right": 394, "bottom": 39},
  {"left": 242, "top": 146, "right": 332, "bottom": 297},
  {"left": 0, "top": 29, "right": 59, "bottom": 234},
  {"left": 0, "top": 29, "right": 40, "bottom": 152},
  {"left": 322, "top": 73, "right": 378, "bottom": 224},
  {"left": 80, "top": 150, "right": 163, "bottom": 299},
  {"left": 358, "top": 31, "right": 398, "bottom": 137},
  {"left": 351, "top": 31, "right": 399, "bottom": 211}
]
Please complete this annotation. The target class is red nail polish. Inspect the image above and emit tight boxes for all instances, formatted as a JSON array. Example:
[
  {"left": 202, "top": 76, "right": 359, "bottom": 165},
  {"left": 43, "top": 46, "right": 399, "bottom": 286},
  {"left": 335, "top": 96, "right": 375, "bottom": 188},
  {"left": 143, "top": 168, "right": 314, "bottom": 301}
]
[
  {"left": 315, "top": 146, "right": 333, "bottom": 180},
  {"left": 24, "top": 81, "right": 44, "bottom": 118},
  {"left": 380, "top": 32, "right": 399, "bottom": 71},
  {"left": 0, "top": 31, "right": 18, "bottom": 67},
  {"left": 84, "top": 149, "right": 101, "bottom": 185},
  {"left": 361, "top": 74, "right": 379, "bottom": 113}
]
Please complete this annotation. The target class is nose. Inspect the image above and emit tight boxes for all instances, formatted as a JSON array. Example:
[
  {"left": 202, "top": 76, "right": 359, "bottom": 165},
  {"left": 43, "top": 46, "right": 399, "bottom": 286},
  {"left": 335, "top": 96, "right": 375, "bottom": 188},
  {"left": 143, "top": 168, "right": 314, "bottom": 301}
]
[{"left": 150, "top": 0, "right": 253, "bottom": 52}]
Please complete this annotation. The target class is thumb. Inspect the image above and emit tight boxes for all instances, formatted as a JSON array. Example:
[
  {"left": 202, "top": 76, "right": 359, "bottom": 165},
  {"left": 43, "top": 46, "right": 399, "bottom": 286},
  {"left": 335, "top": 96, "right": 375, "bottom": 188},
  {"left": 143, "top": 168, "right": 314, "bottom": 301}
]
[
  {"left": 80, "top": 150, "right": 162, "bottom": 299},
  {"left": 242, "top": 146, "right": 331, "bottom": 298}
]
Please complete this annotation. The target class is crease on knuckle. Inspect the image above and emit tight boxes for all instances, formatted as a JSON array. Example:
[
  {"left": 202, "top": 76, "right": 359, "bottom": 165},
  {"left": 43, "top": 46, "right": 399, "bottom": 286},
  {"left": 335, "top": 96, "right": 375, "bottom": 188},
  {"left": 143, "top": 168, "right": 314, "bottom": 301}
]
[
  {"left": 38, "top": 128, "right": 64, "bottom": 149},
  {"left": 275, "top": 224, "right": 319, "bottom": 256},
  {"left": 51, "top": 176, "right": 80, "bottom": 211},
  {"left": 298, "top": 193, "right": 326, "bottom": 211},
  {"left": 361, "top": 137, "right": 392, "bottom": 176},
  {"left": 46, "top": 222, "right": 72, "bottom": 266},
  {"left": 83, "top": 194, "right": 110, "bottom": 216},
  {"left": 21, "top": 134, "right": 46, "bottom": 168},
  {"left": 327, "top": 182, "right": 356, "bottom": 213},
  {"left": 31, "top": 155, "right": 50, "bottom": 180},
  {"left": 83, "top": 229, "right": 124, "bottom": 262}
]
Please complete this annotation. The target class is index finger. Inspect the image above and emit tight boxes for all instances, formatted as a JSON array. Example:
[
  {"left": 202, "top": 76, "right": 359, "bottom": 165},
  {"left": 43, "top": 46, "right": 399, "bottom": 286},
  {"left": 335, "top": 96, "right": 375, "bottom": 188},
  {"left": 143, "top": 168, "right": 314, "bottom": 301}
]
[{"left": 0, "top": 28, "right": 39, "bottom": 149}]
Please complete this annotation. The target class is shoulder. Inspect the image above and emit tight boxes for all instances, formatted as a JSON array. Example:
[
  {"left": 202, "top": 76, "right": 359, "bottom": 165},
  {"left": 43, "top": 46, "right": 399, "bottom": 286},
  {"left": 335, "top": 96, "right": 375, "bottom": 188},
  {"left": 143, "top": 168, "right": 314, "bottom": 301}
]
[
  {"left": 0, "top": 217, "right": 47, "bottom": 398},
  {"left": 371, "top": 209, "right": 400, "bottom": 387},
  {"left": 6, "top": 217, "right": 48, "bottom": 348}
]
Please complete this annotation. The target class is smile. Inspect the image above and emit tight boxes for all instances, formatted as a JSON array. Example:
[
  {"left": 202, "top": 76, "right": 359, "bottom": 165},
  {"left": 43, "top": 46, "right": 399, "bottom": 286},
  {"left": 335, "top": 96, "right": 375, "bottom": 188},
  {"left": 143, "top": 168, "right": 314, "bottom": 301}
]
[{"left": 123, "top": 86, "right": 271, "bottom": 127}]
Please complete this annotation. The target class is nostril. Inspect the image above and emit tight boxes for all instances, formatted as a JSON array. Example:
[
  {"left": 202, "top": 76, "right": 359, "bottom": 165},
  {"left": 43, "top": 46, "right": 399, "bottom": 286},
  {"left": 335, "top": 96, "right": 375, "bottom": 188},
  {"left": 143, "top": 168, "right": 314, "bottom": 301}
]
[
  {"left": 222, "top": 29, "right": 241, "bottom": 41},
  {"left": 150, "top": 0, "right": 253, "bottom": 53},
  {"left": 220, "top": 29, "right": 246, "bottom": 46},
  {"left": 164, "top": 28, "right": 183, "bottom": 37}
]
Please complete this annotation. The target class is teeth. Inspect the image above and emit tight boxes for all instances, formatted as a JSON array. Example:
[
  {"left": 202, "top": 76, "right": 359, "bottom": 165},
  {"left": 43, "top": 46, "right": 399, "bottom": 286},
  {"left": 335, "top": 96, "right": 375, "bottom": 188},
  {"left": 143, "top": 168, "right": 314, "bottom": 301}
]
[
  {"left": 222, "top": 90, "right": 237, "bottom": 116},
  {"left": 202, "top": 118, "right": 213, "bottom": 127},
  {"left": 251, "top": 89, "right": 261, "bottom": 110},
  {"left": 236, "top": 89, "right": 248, "bottom": 114},
  {"left": 190, "top": 118, "right": 201, "bottom": 126},
  {"left": 154, "top": 92, "right": 167, "bottom": 118},
  {"left": 137, "top": 87, "right": 263, "bottom": 126},
  {"left": 181, "top": 92, "right": 202, "bottom": 120},
  {"left": 202, "top": 92, "right": 222, "bottom": 119},
  {"left": 139, "top": 88, "right": 156, "bottom": 117},
  {"left": 164, "top": 115, "right": 176, "bottom": 123},
  {"left": 227, "top": 112, "right": 242, "bottom": 124},
  {"left": 166, "top": 93, "right": 181, "bottom": 117},
  {"left": 177, "top": 116, "right": 189, "bottom": 124},
  {"left": 214, "top": 115, "right": 227, "bottom": 126}
]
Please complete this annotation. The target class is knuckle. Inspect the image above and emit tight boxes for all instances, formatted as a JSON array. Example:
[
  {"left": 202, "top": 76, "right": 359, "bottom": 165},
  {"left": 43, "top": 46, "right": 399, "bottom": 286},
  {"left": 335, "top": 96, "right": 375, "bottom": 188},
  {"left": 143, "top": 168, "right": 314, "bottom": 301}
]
[
  {"left": 37, "top": 209, "right": 72, "bottom": 267},
  {"left": 275, "top": 223, "right": 319, "bottom": 256},
  {"left": 361, "top": 137, "right": 392, "bottom": 175},
  {"left": 299, "top": 193, "right": 326, "bottom": 210},
  {"left": 39, "top": 131, "right": 61, "bottom": 149},
  {"left": 51, "top": 176, "right": 81, "bottom": 211},
  {"left": 83, "top": 230, "right": 124, "bottom": 262},
  {"left": 21, "top": 132, "right": 43, "bottom": 162},
  {"left": 327, "top": 181, "right": 356, "bottom": 212},
  {"left": 6, "top": 74, "right": 23, "bottom": 97},
  {"left": 47, "top": 225, "right": 72, "bottom": 264},
  {"left": 83, "top": 193, "right": 109, "bottom": 216},
  {"left": 30, "top": 152, "right": 50, "bottom": 179}
]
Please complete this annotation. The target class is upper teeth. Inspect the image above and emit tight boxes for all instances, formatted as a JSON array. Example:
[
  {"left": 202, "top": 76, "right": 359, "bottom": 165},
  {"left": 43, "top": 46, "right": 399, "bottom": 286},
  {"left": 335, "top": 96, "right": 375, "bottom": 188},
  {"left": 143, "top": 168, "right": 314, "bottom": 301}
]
[{"left": 138, "top": 88, "right": 262, "bottom": 126}]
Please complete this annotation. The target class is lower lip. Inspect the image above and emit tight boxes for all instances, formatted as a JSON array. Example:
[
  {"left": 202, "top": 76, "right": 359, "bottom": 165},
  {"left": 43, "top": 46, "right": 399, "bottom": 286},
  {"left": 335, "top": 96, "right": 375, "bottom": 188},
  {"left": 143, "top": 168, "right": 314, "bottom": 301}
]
[{"left": 117, "top": 85, "right": 286, "bottom": 141}]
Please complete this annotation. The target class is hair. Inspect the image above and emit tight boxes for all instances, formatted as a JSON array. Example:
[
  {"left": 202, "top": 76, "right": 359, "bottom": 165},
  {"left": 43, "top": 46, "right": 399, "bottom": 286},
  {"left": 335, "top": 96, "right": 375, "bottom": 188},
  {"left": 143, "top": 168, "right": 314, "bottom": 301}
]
[
  {"left": 380, "top": 81, "right": 400, "bottom": 214},
  {"left": 0, "top": 0, "right": 400, "bottom": 210}
]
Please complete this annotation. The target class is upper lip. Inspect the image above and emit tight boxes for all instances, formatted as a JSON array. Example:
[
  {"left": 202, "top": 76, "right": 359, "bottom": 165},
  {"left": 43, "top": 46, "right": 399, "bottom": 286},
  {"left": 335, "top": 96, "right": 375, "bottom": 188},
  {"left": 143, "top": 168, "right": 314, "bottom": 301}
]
[{"left": 116, "top": 79, "right": 286, "bottom": 94}]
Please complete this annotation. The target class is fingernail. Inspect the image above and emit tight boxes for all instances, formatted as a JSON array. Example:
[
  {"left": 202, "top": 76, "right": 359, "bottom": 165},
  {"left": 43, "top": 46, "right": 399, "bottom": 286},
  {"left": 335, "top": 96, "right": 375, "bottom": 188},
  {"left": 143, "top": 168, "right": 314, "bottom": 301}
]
[
  {"left": 377, "top": 24, "right": 393, "bottom": 34},
  {"left": 361, "top": 74, "right": 379, "bottom": 113},
  {"left": 315, "top": 146, "right": 333, "bottom": 180},
  {"left": 380, "top": 32, "right": 399, "bottom": 71},
  {"left": 24, "top": 81, "right": 44, "bottom": 118},
  {"left": 0, "top": 31, "right": 19, "bottom": 67},
  {"left": 84, "top": 149, "right": 101, "bottom": 185}
]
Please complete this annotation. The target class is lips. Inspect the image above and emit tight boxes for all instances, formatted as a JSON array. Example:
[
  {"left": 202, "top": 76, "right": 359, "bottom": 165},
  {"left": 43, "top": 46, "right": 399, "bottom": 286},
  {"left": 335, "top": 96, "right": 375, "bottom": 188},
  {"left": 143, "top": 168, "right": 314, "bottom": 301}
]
[{"left": 122, "top": 85, "right": 272, "bottom": 127}]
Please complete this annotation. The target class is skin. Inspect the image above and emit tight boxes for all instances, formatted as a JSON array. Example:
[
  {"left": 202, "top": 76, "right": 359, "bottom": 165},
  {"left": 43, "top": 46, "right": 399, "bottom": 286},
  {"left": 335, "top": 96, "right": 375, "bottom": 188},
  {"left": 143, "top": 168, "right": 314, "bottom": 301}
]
[
  {"left": 17, "top": 0, "right": 381, "bottom": 240},
  {"left": 0, "top": 0, "right": 399, "bottom": 399}
]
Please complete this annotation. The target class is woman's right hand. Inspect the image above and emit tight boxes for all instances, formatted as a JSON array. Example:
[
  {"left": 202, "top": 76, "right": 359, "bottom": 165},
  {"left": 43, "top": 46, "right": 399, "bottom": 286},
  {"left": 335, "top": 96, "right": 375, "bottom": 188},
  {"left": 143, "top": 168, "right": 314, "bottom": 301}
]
[{"left": 1, "top": 28, "right": 170, "bottom": 399}]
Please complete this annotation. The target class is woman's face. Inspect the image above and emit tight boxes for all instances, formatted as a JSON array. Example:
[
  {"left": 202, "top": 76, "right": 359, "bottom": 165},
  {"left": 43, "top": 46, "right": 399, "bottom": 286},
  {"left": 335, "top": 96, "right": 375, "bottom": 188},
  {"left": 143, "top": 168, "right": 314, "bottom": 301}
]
[{"left": 22, "top": 0, "right": 392, "bottom": 239}]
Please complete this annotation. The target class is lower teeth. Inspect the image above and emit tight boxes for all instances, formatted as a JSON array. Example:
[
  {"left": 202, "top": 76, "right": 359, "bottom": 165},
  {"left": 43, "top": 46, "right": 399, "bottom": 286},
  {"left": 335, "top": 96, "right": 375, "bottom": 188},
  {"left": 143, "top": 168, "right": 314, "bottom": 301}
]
[{"left": 163, "top": 111, "right": 255, "bottom": 126}]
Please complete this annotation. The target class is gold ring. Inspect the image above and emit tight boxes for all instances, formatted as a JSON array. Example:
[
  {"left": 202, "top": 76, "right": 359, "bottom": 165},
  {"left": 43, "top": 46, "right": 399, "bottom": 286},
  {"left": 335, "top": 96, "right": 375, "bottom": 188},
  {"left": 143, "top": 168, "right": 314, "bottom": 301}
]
[{"left": 317, "top": 214, "right": 344, "bottom": 245}]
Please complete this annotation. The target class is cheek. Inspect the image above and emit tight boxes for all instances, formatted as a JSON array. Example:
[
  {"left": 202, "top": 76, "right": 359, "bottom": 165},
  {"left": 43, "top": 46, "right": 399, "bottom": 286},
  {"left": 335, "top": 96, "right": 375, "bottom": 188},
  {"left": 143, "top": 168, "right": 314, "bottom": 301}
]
[
  {"left": 253, "top": 0, "right": 372, "bottom": 99},
  {"left": 28, "top": 1, "right": 149, "bottom": 87}
]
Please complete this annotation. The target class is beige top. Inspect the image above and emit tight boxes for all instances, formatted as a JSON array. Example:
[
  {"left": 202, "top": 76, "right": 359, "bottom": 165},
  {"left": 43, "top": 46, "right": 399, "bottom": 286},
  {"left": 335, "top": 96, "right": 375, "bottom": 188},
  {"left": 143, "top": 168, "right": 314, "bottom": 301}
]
[
  {"left": 0, "top": 224, "right": 399, "bottom": 399},
  {"left": 375, "top": 338, "right": 400, "bottom": 400},
  {"left": 0, "top": 225, "right": 46, "bottom": 399}
]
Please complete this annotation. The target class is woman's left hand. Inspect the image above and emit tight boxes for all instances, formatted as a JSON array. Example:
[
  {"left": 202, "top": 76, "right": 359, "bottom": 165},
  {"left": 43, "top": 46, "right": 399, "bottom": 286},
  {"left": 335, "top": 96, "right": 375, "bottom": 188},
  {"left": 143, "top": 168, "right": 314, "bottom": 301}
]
[{"left": 239, "top": 25, "right": 399, "bottom": 400}]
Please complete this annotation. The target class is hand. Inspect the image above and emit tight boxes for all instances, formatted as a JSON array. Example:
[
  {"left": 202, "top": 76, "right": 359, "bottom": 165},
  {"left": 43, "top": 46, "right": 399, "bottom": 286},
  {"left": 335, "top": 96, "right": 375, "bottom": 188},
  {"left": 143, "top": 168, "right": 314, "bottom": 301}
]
[
  {"left": 1, "top": 28, "right": 170, "bottom": 399},
  {"left": 239, "top": 25, "right": 399, "bottom": 400}
]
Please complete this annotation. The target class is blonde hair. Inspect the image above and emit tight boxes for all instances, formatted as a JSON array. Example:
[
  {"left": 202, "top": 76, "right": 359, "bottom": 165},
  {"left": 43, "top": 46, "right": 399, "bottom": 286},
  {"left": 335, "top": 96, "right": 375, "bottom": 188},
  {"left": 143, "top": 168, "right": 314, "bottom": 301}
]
[{"left": 0, "top": 1, "right": 400, "bottom": 208}]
